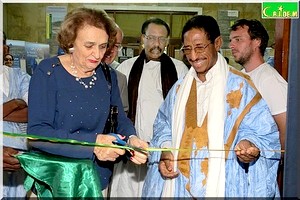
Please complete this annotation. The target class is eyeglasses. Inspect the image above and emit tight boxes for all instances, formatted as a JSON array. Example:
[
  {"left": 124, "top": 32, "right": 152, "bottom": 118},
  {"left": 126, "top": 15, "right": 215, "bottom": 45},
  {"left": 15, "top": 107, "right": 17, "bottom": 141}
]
[
  {"left": 113, "top": 44, "right": 123, "bottom": 51},
  {"left": 144, "top": 34, "right": 168, "bottom": 44},
  {"left": 4, "top": 58, "right": 13, "bottom": 61},
  {"left": 180, "top": 43, "right": 211, "bottom": 55}
]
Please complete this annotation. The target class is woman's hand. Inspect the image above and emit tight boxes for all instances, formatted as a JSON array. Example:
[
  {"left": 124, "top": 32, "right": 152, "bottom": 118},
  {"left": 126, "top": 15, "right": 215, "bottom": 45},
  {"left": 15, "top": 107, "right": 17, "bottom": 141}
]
[
  {"left": 127, "top": 135, "right": 148, "bottom": 164},
  {"left": 94, "top": 134, "right": 125, "bottom": 161}
]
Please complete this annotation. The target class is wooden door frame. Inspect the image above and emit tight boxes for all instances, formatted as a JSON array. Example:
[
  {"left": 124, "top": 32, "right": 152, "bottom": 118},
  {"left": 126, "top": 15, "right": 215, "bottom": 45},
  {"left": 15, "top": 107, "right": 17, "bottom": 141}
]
[{"left": 274, "top": 19, "right": 291, "bottom": 81}]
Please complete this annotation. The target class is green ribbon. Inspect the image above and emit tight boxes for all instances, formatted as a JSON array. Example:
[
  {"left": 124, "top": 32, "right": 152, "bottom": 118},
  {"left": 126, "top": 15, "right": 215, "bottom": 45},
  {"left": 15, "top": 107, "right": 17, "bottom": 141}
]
[
  {"left": 17, "top": 152, "right": 102, "bottom": 198},
  {"left": 3, "top": 131, "right": 177, "bottom": 152},
  {"left": 3, "top": 131, "right": 133, "bottom": 150},
  {"left": 3, "top": 132, "right": 284, "bottom": 153}
]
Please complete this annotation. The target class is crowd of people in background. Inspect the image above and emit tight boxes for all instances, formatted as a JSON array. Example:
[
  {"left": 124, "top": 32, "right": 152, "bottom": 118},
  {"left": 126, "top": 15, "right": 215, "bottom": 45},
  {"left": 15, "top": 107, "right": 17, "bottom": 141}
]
[{"left": 1, "top": 6, "right": 287, "bottom": 199}]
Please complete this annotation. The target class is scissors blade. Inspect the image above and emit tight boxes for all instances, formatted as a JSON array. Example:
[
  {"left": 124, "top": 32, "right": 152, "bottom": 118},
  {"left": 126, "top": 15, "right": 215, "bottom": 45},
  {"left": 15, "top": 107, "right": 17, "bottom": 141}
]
[{"left": 125, "top": 144, "right": 148, "bottom": 154}]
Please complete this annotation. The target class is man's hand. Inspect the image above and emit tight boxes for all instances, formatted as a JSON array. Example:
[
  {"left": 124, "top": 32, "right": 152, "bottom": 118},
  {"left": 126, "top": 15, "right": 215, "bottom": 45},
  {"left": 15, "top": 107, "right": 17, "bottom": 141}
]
[
  {"left": 3, "top": 147, "right": 21, "bottom": 171},
  {"left": 159, "top": 151, "right": 179, "bottom": 179},
  {"left": 234, "top": 140, "right": 260, "bottom": 163},
  {"left": 3, "top": 99, "right": 27, "bottom": 119},
  {"left": 13, "top": 99, "right": 27, "bottom": 109}
]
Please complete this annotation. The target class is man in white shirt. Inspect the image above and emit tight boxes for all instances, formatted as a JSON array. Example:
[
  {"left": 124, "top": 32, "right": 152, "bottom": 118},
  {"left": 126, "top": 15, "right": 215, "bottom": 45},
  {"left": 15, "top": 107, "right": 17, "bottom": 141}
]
[{"left": 110, "top": 17, "right": 188, "bottom": 197}]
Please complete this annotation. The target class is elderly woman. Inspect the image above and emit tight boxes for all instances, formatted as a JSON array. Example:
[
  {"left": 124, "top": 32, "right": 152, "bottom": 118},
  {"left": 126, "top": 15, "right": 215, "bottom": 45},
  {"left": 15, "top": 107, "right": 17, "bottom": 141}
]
[{"left": 27, "top": 8, "right": 148, "bottom": 197}]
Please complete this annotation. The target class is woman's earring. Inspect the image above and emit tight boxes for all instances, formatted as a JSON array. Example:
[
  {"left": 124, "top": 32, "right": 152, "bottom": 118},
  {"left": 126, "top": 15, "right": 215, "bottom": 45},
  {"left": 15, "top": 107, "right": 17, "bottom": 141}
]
[{"left": 69, "top": 47, "right": 74, "bottom": 53}]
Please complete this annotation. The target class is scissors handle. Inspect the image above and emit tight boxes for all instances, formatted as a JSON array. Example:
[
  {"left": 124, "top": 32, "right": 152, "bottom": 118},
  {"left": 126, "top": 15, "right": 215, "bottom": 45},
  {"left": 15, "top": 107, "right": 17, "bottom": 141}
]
[
  {"left": 109, "top": 133, "right": 127, "bottom": 146},
  {"left": 109, "top": 133, "right": 147, "bottom": 154},
  {"left": 109, "top": 133, "right": 133, "bottom": 160}
]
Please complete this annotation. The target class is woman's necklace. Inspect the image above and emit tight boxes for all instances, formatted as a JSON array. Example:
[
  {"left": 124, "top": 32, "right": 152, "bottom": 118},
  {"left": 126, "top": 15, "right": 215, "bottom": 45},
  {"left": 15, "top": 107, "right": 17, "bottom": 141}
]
[{"left": 70, "top": 55, "right": 97, "bottom": 89}]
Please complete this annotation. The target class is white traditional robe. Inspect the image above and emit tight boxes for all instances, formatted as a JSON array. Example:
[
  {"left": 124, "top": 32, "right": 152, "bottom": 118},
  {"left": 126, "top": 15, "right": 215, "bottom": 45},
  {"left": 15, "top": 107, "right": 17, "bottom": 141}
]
[
  {"left": 1, "top": 65, "right": 31, "bottom": 198},
  {"left": 110, "top": 56, "right": 188, "bottom": 197}
]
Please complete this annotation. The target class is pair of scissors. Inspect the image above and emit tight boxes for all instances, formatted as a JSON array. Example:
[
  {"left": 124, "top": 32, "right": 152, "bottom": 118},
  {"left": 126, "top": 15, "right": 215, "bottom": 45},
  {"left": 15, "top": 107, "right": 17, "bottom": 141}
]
[{"left": 109, "top": 133, "right": 147, "bottom": 154}]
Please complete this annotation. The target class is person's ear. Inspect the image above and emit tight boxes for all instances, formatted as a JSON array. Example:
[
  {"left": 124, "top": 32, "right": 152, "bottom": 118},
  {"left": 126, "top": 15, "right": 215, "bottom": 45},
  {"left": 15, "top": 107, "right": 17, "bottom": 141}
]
[
  {"left": 165, "top": 37, "right": 170, "bottom": 46},
  {"left": 214, "top": 36, "right": 223, "bottom": 52},
  {"left": 253, "top": 38, "right": 261, "bottom": 50},
  {"left": 140, "top": 34, "right": 145, "bottom": 48}
]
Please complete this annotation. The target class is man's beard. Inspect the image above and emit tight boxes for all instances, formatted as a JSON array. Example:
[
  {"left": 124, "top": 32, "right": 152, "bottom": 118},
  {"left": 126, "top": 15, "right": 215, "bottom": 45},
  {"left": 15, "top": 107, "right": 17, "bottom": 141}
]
[
  {"left": 236, "top": 57, "right": 247, "bottom": 66},
  {"left": 235, "top": 51, "right": 252, "bottom": 66},
  {"left": 146, "top": 47, "right": 163, "bottom": 61}
]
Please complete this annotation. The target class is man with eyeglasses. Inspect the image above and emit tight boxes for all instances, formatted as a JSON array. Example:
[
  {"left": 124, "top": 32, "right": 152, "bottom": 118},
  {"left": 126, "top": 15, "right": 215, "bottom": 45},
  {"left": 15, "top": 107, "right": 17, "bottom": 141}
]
[
  {"left": 142, "top": 15, "right": 280, "bottom": 198},
  {"left": 110, "top": 17, "right": 188, "bottom": 197},
  {"left": 103, "top": 24, "right": 124, "bottom": 70},
  {"left": 102, "top": 25, "right": 129, "bottom": 113}
]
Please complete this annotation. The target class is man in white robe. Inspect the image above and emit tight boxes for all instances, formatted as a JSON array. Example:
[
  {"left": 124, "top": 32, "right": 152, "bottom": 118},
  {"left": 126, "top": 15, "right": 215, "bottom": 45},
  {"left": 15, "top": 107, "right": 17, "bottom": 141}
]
[
  {"left": 1, "top": 64, "right": 31, "bottom": 198},
  {"left": 110, "top": 18, "right": 188, "bottom": 197},
  {"left": 142, "top": 15, "right": 280, "bottom": 198}
]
